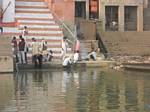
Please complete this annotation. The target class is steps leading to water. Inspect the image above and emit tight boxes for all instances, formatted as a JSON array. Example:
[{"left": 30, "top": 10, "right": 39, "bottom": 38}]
[
  {"left": 101, "top": 31, "right": 150, "bottom": 56},
  {"left": 3, "top": 0, "right": 69, "bottom": 62}
]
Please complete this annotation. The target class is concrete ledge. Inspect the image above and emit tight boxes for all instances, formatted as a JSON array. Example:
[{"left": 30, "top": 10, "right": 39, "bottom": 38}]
[
  {"left": 123, "top": 63, "right": 150, "bottom": 71},
  {"left": 17, "top": 60, "right": 115, "bottom": 71},
  {"left": 0, "top": 36, "right": 14, "bottom": 73},
  {"left": 85, "top": 60, "right": 116, "bottom": 67}
]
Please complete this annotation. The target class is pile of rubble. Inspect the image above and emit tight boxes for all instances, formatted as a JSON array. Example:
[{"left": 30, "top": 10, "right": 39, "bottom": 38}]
[
  {"left": 110, "top": 55, "right": 150, "bottom": 64},
  {"left": 109, "top": 55, "right": 150, "bottom": 70}
]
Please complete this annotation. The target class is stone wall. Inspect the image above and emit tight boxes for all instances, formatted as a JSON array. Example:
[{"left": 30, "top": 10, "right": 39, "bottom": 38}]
[
  {"left": 80, "top": 20, "right": 96, "bottom": 40},
  {"left": 100, "top": 31, "right": 150, "bottom": 56},
  {"left": 45, "top": 0, "right": 75, "bottom": 24},
  {"left": 0, "top": 36, "right": 13, "bottom": 73}
]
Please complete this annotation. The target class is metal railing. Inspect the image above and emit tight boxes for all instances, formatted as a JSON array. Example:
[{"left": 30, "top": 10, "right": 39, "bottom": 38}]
[
  {"left": 48, "top": 10, "right": 76, "bottom": 51},
  {"left": 50, "top": 10, "right": 76, "bottom": 43},
  {"left": 94, "top": 20, "right": 110, "bottom": 58},
  {"left": 96, "top": 33, "right": 109, "bottom": 58},
  {"left": 44, "top": 0, "right": 76, "bottom": 43}
]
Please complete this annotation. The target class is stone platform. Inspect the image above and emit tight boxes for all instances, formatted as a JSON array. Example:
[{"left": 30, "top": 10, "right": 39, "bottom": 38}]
[
  {"left": 123, "top": 63, "right": 150, "bottom": 71},
  {"left": 17, "top": 60, "right": 115, "bottom": 71},
  {"left": 0, "top": 36, "right": 13, "bottom": 73}
]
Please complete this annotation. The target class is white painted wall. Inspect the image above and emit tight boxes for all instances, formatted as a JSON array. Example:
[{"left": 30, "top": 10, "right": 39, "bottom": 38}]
[{"left": 2, "top": 0, "right": 15, "bottom": 22}]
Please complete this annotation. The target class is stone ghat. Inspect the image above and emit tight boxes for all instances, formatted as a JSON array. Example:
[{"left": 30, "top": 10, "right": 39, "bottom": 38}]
[
  {"left": 16, "top": 60, "right": 115, "bottom": 71},
  {"left": 111, "top": 55, "right": 150, "bottom": 71},
  {"left": 111, "top": 55, "right": 150, "bottom": 64}
]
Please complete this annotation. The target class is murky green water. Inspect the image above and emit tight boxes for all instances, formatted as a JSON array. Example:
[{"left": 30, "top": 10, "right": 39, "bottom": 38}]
[{"left": 0, "top": 68, "right": 150, "bottom": 112}]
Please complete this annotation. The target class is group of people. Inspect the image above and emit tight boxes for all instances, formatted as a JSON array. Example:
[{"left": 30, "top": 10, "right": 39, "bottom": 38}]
[
  {"left": 11, "top": 26, "right": 103, "bottom": 68},
  {"left": 11, "top": 26, "right": 53, "bottom": 68},
  {"left": 61, "top": 36, "right": 103, "bottom": 68},
  {"left": 11, "top": 26, "right": 29, "bottom": 64},
  {"left": 31, "top": 38, "right": 53, "bottom": 68}
]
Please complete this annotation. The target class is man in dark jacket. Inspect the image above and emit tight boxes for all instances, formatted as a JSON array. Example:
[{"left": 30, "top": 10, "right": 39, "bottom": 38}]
[{"left": 18, "top": 35, "right": 26, "bottom": 64}]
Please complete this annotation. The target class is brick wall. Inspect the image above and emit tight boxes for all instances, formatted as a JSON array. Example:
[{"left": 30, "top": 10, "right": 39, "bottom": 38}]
[{"left": 45, "top": 0, "right": 75, "bottom": 24}]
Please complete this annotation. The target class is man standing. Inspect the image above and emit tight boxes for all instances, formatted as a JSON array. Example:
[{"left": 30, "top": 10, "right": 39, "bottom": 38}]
[
  {"left": 11, "top": 36, "right": 18, "bottom": 62},
  {"left": 22, "top": 26, "right": 28, "bottom": 39},
  {"left": 41, "top": 38, "right": 48, "bottom": 61},
  {"left": 32, "top": 38, "right": 43, "bottom": 68},
  {"left": 22, "top": 26, "right": 29, "bottom": 63},
  {"left": 61, "top": 36, "right": 68, "bottom": 61},
  {"left": 18, "top": 35, "right": 26, "bottom": 64}
]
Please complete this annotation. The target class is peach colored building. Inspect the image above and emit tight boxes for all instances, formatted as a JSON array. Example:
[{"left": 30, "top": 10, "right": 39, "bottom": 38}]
[
  {"left": 44, "top": 0, "right": 75, "bottom": 23},
  {"left": 46, "top": 0, "right": 149, "bottom": 32},
  {"left": 0, "top": 0, "right": 149, "bottom": 31}
]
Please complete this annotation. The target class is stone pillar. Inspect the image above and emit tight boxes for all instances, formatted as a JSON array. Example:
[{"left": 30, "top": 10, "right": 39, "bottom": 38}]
[
  {"left": 99, "top": 4, "right": 105, "bottom": 31},
  {"left": 118, "top": 5, "right": 124, "bottom": 31},
  {"left": 2, "top": 0, "right": 15, "bottom": 22},
  {"left": 137, "top": 5, "right": 143, "bottom": 31},
  {"left": 144, "top": 0, "right": 148, "bottom": 8},
  {"left": 86, "top": 0, "right": 89, "bottom": 20}
]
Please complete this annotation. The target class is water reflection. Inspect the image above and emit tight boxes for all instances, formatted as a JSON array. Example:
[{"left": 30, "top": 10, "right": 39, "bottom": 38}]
[{"left": 0, "top": 69, "right": 149, "bottom": 112}]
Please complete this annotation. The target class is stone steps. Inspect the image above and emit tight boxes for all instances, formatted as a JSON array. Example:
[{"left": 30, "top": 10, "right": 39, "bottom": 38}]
[
  {"left": 101, "top": 31, "right": 150, "bottom": 56},
  {"left": 16, "top": 8, "right": 49, "bottom": 12},
  {"left": 16, "top": 1, "right": 46, "bottom": 6},
  {"left": 3, "top": 27, "right": 62, "bottom": 34},
  {"left": 15, "top": 10, "right": 51, "bottom": 14},
  {"left": 15, "top": 5, "right": 48, "bottom": 9},
  {"left": 18, "top": 28, "right": 61, "bottom": 31},
  {"left": 2, "top": 0, "right": 70, "bottom": 61},
  {"left": 17, "top": 20, "right": 55, "bottom": 24},
  {"left": 3, "top": 32, "right": 63, "bottom": 38},
  {"left": 15, "top": 13, "right": 53, "bottom": 18},
  {"left": 16, "top": 17, "right": 53, "bottom": 21},
  {"left": 19, "top": 24, "right": 59, "bottom": 28}
]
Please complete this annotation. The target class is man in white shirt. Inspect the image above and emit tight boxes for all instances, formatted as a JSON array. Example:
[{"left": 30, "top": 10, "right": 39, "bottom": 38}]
[
  {"left": 61, "top": 36, "right": 68, "bottom": 61},
  {"left": 62, "top": 57, "right": 72, "bottom": 68},
  {"left": 73, "top": 51, "right": 79, "bottom": 63}
]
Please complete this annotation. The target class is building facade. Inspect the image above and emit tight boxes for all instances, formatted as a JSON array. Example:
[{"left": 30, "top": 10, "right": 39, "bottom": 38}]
[
  {"left": 0, "top": 0, "right": 149, "bottom": 31},
  {"left": 75, "top": 0, "right": 147, "bottom": 32}
]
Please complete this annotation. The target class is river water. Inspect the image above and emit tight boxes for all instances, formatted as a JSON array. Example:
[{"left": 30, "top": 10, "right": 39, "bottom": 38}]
[{"left": 0, "top": 68, "right": 150, "bottom": 112}]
